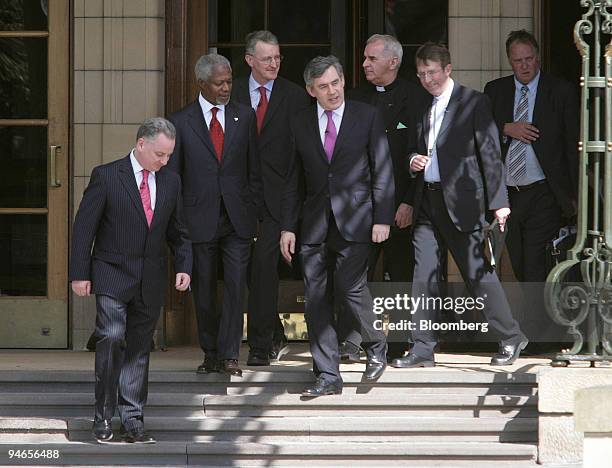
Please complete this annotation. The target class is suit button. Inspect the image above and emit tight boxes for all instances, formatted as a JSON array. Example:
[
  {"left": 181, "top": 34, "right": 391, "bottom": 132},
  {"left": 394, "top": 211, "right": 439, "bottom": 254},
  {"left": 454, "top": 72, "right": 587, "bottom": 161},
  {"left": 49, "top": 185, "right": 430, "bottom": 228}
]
[{"left": 328, "top": 173, "right": 332, "bottom": 178}]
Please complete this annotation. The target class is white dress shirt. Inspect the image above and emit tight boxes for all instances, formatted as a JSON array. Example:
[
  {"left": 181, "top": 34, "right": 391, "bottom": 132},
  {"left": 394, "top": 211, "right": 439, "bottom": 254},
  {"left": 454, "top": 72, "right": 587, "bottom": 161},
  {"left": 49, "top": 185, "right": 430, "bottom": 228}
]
[
  {"left": 199, "top": 93, "right": 225, "bottom": 131},
  {"left": 424, "top": 78, "right": 454, "bottom": 182},
  {"left": 130, "top": 150, "right": 156, "bottom": 209},
  {"left": 316, "top": 101, "right": 345, "bottom": 145}
]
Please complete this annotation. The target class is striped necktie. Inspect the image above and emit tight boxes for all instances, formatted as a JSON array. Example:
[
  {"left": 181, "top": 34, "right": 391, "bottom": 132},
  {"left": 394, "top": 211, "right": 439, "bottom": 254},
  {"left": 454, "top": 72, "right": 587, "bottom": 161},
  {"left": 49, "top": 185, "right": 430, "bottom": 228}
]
[{"left": 507, "top": 85, "right": 529, "bottom": 183}]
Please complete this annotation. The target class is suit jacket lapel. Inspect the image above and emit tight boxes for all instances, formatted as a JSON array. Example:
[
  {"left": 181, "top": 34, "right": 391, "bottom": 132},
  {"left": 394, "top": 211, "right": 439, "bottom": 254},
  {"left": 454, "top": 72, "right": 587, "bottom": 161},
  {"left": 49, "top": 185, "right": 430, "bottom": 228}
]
[
  {"left": 187, "top": 101, "right": 217, "bottom": 159},
  {"left": 151, "top": 169, "right": 167, "bottom": 228},
  {"left": 532, "top": 72, "right": 548, "bottom": 127},
  {"left": 422, "top": 96, "right": 433, "bottom": 149},
  {"left": 222, "top": 102, "right": 238, "bottom": 162},
  {"left": 501, "top": 76, "right": 515, "bottom": 131},
  {"left": 262, "top": 79, "right": 286, "bottom": 131},
  {"left": 435, "top": 83, "right": 462, "bottom": 148},
  {"left": 118, "top": 155, "right": 148, "bottom": 227},
  {"left": 332, "top": 101, "right": 357, "bottom": 159},
  {"left": 307, "top": 106, "right": 329, "bottom": 164}
]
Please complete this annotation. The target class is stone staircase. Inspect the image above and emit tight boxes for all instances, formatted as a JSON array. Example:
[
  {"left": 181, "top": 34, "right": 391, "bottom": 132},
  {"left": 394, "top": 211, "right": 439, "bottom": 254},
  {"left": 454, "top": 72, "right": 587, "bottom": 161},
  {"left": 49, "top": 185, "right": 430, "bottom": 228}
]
[{"left": 0, "top": 368, "right": 539, "bottom": 466}]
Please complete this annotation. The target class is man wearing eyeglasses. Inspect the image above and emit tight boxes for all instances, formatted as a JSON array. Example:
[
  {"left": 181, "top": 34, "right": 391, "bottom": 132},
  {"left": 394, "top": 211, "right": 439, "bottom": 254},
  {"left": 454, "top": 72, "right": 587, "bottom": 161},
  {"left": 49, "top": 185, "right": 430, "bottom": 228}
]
[
  {"left": 390, "top": 43, "right": 528, "bottom": 369},
  {"left": 231, "top": 30, "right": 310, "bottom": 366}
]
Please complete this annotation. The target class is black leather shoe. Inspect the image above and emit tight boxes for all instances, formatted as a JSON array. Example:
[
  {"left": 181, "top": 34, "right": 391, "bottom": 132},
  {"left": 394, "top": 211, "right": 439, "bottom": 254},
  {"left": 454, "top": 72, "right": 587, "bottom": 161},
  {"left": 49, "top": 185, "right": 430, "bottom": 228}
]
[
  {"left": 386, "top": 343, "right": 410, "bottom": 361},
  {"left": 390, "top": 353, "right": 435, "bottom": 368},
  {"left": 339, "top": 341, "right": 362, "bottom": 362},
  {"left": 364, "top": 360, "right": 386, "bottom": 381},
  {"left": 247, "top": 349, "right": 270, "bottom": 366},
  {"left": 270, "top": 336, "right": 289, "bottom": 361},
  {"left": 301, "top": 378, "right": 343, "bottom": 397},
  {"left": 197, "top": 354, "right": 220, "bottom": 374},
  {"left": 221, "top": 359, "right": 243, "bottom": 377},
  {"left": 119, "top": 426, "right": 156, "bottom": 444},
  {"left": 490, "top": 339, "right": 529, "bottom": 366},
  {"left": 92, "top": 418, "right": 113, "bottom": 443}
]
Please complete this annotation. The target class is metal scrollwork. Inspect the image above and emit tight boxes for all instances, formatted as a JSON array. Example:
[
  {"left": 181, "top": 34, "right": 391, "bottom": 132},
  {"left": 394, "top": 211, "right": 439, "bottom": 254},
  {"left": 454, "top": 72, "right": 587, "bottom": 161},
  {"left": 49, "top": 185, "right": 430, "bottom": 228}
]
[{"left": 545, "top": 1, "right": 612, "bottom": 367}]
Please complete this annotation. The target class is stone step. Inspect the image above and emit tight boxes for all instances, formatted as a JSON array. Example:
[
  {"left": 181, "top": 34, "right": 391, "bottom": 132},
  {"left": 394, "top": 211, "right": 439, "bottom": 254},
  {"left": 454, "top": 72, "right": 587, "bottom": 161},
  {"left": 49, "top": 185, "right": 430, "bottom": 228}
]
[
  {"left": 0, "top": 441, "right": 537, "bottom": 466},
  {"left": 0, "top": 369, "right": 538, "bottom": 385},
  {"left": 66, "top": 416, "right": 537, "bottom": 443},
  {"left": 0, "top": 381, "right": 538, "bottom": 396},
  {"left": 202, "top": 392, "right": 537, "bottom": 417}
]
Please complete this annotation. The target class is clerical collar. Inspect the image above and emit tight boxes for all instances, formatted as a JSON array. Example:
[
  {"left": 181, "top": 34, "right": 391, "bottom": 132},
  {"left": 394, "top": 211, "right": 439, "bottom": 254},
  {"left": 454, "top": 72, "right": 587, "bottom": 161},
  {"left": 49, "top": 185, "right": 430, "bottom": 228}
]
[{"left": 373, "top": 78, "right": 400, "bottom": 93}]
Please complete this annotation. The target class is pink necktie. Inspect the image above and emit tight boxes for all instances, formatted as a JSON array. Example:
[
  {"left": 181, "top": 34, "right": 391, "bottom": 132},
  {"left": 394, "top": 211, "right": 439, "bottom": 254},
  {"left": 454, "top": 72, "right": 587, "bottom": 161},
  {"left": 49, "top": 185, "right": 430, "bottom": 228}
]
[
  {"left": 323, "top": 110, "right": 337, "bottom": 161},
  {"left": 139, "top": 169, "right": 153, "bottom": 227}
]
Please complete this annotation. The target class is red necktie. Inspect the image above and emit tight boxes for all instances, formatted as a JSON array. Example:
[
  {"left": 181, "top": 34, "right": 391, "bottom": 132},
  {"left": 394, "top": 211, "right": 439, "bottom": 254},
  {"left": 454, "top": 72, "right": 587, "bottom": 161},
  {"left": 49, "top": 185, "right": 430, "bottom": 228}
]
[
  {"left": 210, "top": 107, "right": 224, "bottom": 161},
  {"left": 256, "top": 86, "right": 268, "bottom": 134},
  {"left": 139, "top": 169, "right": 153, "bottom": 227}
]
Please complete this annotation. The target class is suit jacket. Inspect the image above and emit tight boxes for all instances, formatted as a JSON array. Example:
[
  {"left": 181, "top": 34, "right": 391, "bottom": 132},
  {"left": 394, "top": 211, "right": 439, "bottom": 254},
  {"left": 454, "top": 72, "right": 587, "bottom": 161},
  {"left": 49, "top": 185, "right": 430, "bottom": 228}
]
[
  {"left": 409, "top": 83, "right": 508, "bottom": 233},
  {"left": 348, "top": 77, "right": 428, "bottom": 209},
  {"left": 231, "top": 76, "right": 311, "bottom": 222},
  {"left": 69, "top": 155, "right": 192, "bottom": 307},
  {"left": 167, "top": 99, "right": 263, "bottom": 242},
  {"left": 484, "top": 72, "right": 579, "bottom": 217},
  {"left": 282, "top": 100, "right": 395, "bottom": 244}
]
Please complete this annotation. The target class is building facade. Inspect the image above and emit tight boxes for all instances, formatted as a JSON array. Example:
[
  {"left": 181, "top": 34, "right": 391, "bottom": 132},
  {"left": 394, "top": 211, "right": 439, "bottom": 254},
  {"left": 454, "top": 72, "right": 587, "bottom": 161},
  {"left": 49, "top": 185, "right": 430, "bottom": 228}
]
[{"left": 0, "top": 0, "right": 579, "bottom": 349}]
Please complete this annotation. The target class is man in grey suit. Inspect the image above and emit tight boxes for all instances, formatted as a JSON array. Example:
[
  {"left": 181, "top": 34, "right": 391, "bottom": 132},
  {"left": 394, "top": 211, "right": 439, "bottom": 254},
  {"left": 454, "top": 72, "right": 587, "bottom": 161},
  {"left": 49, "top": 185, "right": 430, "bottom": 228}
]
[
  {"left": 390, "top": 43, "right": 528, "bottom": 369},
  {"left": 70, "top": 118, "right": 192, "bottom": 444}
]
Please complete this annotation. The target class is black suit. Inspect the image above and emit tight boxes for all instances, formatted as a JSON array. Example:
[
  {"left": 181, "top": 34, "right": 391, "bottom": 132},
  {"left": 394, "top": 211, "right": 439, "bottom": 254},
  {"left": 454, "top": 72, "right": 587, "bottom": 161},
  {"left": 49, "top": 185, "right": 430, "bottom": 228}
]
[
  {"left": 484, "top": 72, "right": 579, "bottom": 281},
  {"left": 168, "top": 98, "right": 263, "bottom": 360},
  {"left": 70, "top": 155, "right": 191, "bottom": 429},
  {"left": 282, "top": 100, "right": 394, "bottom": 383},
  {"left": 231, "top": 76, "right": 310, "bottom": 352},
  {"left": 408, "top": 83, "right": 525, "bottom": 359}
]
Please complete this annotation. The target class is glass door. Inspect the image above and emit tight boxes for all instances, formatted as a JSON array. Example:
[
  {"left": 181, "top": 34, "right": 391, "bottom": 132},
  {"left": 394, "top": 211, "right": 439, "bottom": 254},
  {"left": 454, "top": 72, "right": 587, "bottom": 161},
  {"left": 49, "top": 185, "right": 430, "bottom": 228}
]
[{"left": 0, "top": 0, "right": 69, "bottom": 347}]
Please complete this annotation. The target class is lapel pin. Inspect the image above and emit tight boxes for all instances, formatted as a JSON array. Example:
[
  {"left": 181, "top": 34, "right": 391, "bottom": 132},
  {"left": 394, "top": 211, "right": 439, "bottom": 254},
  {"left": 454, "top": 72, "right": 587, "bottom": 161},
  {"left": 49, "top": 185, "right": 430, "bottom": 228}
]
[{"left": 234, "top": 117, "right": 239, "bottom": 121}]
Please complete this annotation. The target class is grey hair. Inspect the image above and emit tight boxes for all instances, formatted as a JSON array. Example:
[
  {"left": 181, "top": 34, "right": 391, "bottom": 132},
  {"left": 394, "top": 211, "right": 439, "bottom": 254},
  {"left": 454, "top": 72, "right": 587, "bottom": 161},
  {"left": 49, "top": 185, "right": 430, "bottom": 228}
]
[
  {"left": 194, "top": 53, "right": 232, "bottom": 82},
  {"left": 366, "top": 34, "right": 403, "bottom": 66},
  {"left": 245, "top": 30, "right": 279, "bottom": 55},
  {"left": 303, "top": 55, "right": 344, "bottom": 86},
  {"left": 136, "top": 117, "right": 176, "bottom": 141}
]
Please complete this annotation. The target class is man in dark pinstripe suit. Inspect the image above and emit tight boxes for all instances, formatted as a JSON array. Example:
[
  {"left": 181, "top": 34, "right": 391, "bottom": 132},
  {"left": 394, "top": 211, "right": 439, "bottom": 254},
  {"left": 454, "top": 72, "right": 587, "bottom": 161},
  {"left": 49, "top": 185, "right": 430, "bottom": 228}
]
[{"left": 70, "top": 118, "right": 192, "bottom": 444}]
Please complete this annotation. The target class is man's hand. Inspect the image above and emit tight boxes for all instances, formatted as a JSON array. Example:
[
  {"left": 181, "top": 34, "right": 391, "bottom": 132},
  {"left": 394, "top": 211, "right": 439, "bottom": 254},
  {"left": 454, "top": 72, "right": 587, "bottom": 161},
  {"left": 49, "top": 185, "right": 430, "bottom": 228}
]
[
  {"left": 395, "top": 203, "right": 413, "bottom": 229},
  {"left": 372, "top": 224, "right": 390, "bottom": 243},
  {"left": 504, "top": 122, "right": 539, "bottom": 144},
  {"left": 175, "top": 273, "right": 190, "bottom": 291},
  {"left": 71, "top": 280, "right": 91, "bottom": 297},
  {"left": 280, "top": 231, "right": 296, "bottom": 263},
  {"left": 410, "top": 154, "right": 429, "bottom": 172},
  {"left": 494, "top": 207, "right": 511, "bottom": 232}
]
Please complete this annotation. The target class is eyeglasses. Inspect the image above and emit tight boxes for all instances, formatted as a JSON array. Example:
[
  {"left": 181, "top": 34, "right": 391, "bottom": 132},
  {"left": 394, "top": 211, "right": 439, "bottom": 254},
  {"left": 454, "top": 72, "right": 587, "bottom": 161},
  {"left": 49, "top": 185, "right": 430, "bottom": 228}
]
[
  {"left": 416, "top": 69, "right": 443, "bottom": 80},
  {"left": 250, "top": 54, "right": 284, "bottom": 65}
]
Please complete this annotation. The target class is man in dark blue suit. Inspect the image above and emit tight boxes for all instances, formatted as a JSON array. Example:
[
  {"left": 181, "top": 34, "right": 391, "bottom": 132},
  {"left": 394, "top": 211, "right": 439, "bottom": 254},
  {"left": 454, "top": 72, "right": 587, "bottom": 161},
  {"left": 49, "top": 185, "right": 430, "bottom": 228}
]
[
  {"left": 168, "top": 54, "right": 263, "bottom": 378},
  {"left": 70, "top": 118, "right": 192, "bottom": 444},
  {"left": 281, "top": 56, "right": 394, "bottom": 396},
  {"left": 231, "top": 30, "right": 310, "bottom": 366}
]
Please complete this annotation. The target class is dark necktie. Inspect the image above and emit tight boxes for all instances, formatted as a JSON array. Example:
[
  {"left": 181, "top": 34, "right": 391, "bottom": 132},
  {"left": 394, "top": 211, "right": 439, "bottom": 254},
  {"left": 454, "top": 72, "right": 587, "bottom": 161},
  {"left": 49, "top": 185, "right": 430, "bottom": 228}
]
[
  {"left": 323, "top": 110, "right": 337, "bottom": 161},
  {"left": 507, "top": 85, "right": 529, "bottom": 183},
  {"left": 139, "top": 169, "right": 153, "bottom": 227},
  {"left": 210, "top": 107, "right": 224, "bottom": 162},
  {"left": 256, "top": 86, "right": 268, "bottom": 134}
]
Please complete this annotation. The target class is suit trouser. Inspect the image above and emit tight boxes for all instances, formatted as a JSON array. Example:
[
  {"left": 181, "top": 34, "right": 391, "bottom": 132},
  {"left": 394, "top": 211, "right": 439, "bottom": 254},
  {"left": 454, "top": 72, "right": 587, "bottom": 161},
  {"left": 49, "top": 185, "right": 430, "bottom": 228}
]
[
  {"left": 506, "top": 182, "right": 562, "bottom": 282},
  {"left": 411, "top": 188, "right": 525, "bottom": 359},
  {"left": 300, "top": 215, "right": 386, "bottom": 383},
  {"left": 191, "top": 210, "right": 252, "bottom": 360},
  {"left": 247, "top": 212, "right": 287, "bottom": 352},
  {"left": 338, "top": 226, "right": 415, "bottom": 348},
  {"left": 94, "top": 294, "right": 159, "bottom": 430}
]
